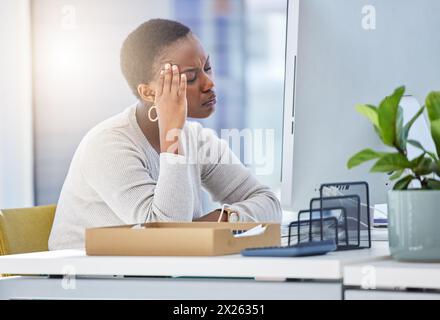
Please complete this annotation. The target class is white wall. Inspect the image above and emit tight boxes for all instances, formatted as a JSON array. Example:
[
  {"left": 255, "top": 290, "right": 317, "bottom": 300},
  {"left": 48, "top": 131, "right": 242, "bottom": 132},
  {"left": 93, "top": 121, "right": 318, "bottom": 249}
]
[{"left": 0, "top": 0, "right": 34, "bottom": 208}]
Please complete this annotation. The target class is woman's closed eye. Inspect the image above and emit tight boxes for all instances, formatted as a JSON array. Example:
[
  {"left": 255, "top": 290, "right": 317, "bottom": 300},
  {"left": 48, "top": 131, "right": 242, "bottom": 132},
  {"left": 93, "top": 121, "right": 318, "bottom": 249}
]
[
  {"left": 185, "top": 66, "right": 212, "bottom": 84},
  {"left": 185, "top": 71, "right": 197, "bottom": 83}
]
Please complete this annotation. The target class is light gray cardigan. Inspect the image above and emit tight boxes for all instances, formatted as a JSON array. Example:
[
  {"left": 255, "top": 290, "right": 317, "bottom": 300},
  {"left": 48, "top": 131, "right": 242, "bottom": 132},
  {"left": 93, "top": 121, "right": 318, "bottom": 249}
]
[{"left": 49, "top": 104, "right": 282, "bottom": 250}]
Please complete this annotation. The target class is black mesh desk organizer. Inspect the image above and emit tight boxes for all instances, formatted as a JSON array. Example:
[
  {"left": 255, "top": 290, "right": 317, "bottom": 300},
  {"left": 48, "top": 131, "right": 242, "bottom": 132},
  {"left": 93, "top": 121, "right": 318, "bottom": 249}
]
[{"left": 288, "top": 181, "right": 371, "bottom": 251}]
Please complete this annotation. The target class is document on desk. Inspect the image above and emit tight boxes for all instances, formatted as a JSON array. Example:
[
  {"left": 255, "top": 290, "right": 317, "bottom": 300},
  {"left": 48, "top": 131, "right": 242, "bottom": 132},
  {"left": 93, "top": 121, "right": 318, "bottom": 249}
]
[
  {"left": 234, "top": 224, "right": 267, "bottom": 238},
  {"left": 132, "top": 223, "right": 267, "bottom": 237},
  {"left": 131, "top": 223, "right": 268, "bottom": 240}
]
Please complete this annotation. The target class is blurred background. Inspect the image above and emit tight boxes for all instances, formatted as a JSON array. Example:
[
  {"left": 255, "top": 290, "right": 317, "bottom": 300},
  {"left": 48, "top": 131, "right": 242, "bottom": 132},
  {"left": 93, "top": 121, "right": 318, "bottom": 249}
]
[{"left": 0, "top": 0, "right": 287, "bottom": 211}]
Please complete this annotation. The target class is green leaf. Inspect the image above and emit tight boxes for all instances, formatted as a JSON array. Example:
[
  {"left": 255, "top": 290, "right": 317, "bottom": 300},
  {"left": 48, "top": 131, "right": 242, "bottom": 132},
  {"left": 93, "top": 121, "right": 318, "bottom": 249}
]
[
  {"left": 389, "top": 169, "right": 404, "bottom": 181},
  {"left": 404, "top": 106, "right": 426, "bottom": 135},
  {"left": 413, "top": 157, "right": 433, "bottom": 176},
  {"left": 426, "top": 178, "right": 440, "bottom": 190},
  {"left": 393, "top": 175, "right": 414, "bottom": 190},
  {"left": 407, "top": 139, "right": 425, "bottom": 150},
  {"left": 430, "top": 119, "right": 440, "bottom": 158},
  {"left": 370, "top": 152, "right": 411, "bottom": 172},
  {"left": 396, "top": 105, "right": 405, "bottom": 150},
  {"left": 356, "top": 104, "right": 380, "bottom": 129},
  {"left": 426, "top": 91, "right": 440, "bottom": 122},
  {"left": 373, "top": 125, "right": 382, "bottom": 138},
  {"left": 409, "top": 153, "right": 426, "bottom": 168},
  {"left": 431, "top": 161, "right": 440, "bottom": 177},
  {"left": 401, "top": 105, "right": 426, "bottom": 150},
  {"left": 347, "top": 149, "right": 384, "bottom": 169},
  {"left": 408, "top": 153, "right": 434, "bottom": 177},
  {"left": 407, "top": 139, "right": 438, "bottom": 160},
  {"left": 426, "top": 91, "right": 440, "bottom": 158},
  {"left": 378, "top": 86, "right": 405, "bottom": 147}
]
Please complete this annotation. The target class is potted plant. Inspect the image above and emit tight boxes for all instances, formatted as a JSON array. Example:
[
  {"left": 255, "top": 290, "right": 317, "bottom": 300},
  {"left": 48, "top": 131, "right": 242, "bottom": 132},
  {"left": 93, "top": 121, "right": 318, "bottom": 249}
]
[{"left": 347, "top": 86, "right": 440, "bottom": 261}]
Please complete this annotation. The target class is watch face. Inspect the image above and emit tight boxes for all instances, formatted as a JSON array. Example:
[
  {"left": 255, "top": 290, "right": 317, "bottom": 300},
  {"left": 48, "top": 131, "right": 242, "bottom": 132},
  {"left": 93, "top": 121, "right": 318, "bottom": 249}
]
[{"left": 229, "top": 212, "right": 239, "bottom": 222}]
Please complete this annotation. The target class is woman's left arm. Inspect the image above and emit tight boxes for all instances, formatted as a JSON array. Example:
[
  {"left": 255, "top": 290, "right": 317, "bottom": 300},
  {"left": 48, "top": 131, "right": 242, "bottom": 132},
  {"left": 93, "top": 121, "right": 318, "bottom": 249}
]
[{"left": 200, "top": 128, "right": 282, "bottom": 223}]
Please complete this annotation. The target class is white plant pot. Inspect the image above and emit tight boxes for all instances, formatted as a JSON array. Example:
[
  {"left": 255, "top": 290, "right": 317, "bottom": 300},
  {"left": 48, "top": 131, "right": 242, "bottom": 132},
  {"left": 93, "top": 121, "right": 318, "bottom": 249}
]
[{"left": 388, "top": 190, "right": 440, "bottom": 262}]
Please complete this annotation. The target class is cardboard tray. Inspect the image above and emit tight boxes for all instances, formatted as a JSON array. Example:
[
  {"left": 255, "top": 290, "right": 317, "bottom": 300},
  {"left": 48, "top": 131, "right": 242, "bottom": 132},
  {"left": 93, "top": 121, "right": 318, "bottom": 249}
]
[{"left": 85, "top": 222, "right": 281, "bottom": 256}]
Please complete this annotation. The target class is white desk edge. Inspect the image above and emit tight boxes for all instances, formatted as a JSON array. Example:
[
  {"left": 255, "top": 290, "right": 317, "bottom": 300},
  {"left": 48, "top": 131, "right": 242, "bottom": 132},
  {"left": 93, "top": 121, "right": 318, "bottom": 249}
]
[
  {"left": 0, "top": 242, "right": 389, "bottom": 280},
  {"left": 343, "top": 257, "right": 440, "bottom": 290}
]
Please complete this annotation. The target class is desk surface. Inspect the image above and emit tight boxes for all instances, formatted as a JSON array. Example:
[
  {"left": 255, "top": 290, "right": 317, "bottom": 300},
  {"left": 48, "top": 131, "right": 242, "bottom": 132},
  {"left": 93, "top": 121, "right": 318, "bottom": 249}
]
[
  {"left": 344, "top": 257, "right": 440, "bottom": 290},
  {"left": 0, "top": 242, "right": 389, "bottom": 280}
]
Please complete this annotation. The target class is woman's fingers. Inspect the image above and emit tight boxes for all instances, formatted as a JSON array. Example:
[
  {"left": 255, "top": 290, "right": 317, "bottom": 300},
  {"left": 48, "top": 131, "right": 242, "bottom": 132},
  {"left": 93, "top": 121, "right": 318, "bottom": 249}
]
[
  {"left": 171, "top": 65, "right": 180, "bottom": 95},
  {"left": 163, "top": 63, "right": 172, "bottom": 93},
  {"left": 159, "top": 63, "right": 183, "bottom": 98},
  {"left": 156, "top": 69, "right": 165, "bottom": 97},
  {"left": 178, "top": 73, "right": 187, "bottom": 98}
]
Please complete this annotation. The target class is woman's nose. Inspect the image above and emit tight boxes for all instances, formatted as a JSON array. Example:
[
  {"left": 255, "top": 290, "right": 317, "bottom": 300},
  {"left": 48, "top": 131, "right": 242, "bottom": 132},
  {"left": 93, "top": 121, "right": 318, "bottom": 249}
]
[{"left": 200, "top": 72, "right": 215, "bottom": 92}]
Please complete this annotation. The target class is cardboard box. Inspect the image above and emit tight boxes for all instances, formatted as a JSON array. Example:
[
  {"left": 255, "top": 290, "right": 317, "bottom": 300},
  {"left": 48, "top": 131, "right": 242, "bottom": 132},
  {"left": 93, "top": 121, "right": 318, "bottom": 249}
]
[{"left": 85, "top": 222, "right": 280, "bottom": 256}]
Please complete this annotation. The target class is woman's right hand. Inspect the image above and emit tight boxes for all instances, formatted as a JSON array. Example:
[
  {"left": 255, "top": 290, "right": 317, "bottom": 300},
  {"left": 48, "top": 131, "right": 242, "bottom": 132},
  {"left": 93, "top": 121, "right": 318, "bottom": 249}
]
[{"left": 155, "top": 63, "right": 188, "bottom": 154}]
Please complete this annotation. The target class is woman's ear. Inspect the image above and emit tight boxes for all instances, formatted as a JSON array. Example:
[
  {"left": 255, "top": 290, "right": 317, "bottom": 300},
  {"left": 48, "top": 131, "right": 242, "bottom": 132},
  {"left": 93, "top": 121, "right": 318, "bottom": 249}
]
[{"left": 137, "top": 84, "right": 155, "bottom": 103}]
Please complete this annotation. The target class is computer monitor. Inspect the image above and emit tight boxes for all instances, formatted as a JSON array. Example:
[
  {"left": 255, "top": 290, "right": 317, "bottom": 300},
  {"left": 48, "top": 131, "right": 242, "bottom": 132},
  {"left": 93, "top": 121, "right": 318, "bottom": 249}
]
[{"left": 281, "top": 0, "right": 440, "bottom": 212}]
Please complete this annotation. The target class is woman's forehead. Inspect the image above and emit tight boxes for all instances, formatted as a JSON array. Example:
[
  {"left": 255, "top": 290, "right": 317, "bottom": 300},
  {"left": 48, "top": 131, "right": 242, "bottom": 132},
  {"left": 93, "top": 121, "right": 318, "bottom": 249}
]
[{"left": 160, "top": 35, "right": 208, "bottom": 68}]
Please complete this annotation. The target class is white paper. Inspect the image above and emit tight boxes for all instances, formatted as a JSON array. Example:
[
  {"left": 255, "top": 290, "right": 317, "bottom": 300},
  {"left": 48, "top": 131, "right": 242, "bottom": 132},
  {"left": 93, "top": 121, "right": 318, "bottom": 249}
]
[
  {"left": 234, "top": 224, "right": 267, "bottom": 238},
  {"left": 131, "top": 224, "right": 146, "bottom": 229}
]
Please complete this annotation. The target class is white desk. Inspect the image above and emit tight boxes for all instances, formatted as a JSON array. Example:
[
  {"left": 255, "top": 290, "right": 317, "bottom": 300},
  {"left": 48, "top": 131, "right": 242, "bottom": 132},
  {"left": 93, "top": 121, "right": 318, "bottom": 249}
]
[
  {"left": 344, "top": 258, "right": 440, "bottom": 300},
  {"left": 0, "top": 242, "right": 389, "bottom": 300}
]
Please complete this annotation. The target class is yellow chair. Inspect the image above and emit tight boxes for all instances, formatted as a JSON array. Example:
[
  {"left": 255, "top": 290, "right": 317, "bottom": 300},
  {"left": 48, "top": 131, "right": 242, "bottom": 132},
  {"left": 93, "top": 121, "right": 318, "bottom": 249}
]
[{"left": 0, "top": 205, "right": 56, "bottom": 256}]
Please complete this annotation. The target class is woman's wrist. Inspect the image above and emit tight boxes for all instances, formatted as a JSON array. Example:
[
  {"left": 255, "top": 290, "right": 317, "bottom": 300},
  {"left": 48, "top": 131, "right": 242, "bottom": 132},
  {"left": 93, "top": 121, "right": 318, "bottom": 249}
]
[
  {"left": 194, "top": 209, "right": 228, "bottom": 222},
  {"left": 159, "top": 127, "right": 183, "bottom": 154},
  {"left": 160, "top": 139, "right": 179, "bottom": 154}
]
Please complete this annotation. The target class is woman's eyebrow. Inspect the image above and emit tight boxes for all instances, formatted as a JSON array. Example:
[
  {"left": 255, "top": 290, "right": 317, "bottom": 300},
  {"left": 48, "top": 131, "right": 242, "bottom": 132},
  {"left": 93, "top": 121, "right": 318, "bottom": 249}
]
[
  {"left": 181, "top": 66, "right": 199, "bottom": 73},
  {"left": 181, "top": 56, "right": 210, "bottom": 73}
]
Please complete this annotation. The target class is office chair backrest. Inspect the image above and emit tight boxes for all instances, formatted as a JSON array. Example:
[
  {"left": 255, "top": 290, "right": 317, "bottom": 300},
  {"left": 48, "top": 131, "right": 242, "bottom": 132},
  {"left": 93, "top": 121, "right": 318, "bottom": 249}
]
[{"left": 0, "top": 205, "right": 56, "bottom": 255}]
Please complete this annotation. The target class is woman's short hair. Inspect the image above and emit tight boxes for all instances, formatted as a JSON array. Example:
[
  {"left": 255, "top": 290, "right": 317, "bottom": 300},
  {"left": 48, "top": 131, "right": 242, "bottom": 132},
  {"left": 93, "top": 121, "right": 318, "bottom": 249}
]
[{"left": 120, "top": 18, "right": 191, "bottom": 98}]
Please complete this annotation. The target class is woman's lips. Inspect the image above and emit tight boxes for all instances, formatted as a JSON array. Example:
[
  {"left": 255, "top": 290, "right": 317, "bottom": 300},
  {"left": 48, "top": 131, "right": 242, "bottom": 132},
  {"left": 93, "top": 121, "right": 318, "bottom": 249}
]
[{"left": 202, "top": 96, "right": 217, "bottom": 107}]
